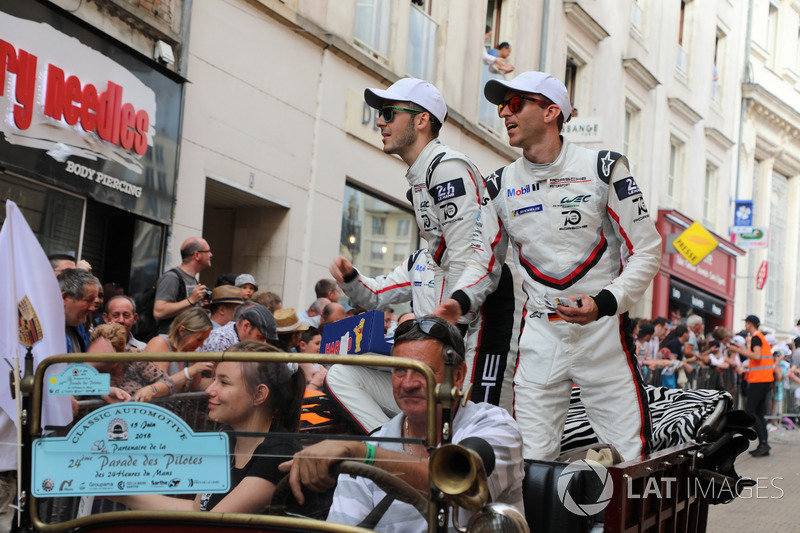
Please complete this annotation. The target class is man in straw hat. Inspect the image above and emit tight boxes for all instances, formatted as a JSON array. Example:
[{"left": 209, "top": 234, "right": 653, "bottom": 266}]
[{"left": 208, "top": 285, "right": 244, "bottom": 329}]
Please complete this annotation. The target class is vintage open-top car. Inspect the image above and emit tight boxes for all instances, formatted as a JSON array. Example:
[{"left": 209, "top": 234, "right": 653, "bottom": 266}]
[{"left": 12, "top": 346, "right": 754, "bottom": 533}]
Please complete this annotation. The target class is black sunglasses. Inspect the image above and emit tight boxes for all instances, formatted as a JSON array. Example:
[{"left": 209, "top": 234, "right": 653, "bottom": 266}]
[
  {"left": 394, "top": 318, "right": 459, "bottom": 352},
  {"left": 497, "top": 95, "right": 550, "bottom": 117},
  {"left": 379, "top": 106, "right": 424, "bottom": 123}
]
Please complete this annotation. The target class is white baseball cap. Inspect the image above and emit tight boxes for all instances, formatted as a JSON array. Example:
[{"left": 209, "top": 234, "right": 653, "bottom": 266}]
[
  {"left": 364, "top": 78, "right": 448, "bottom": 124},
  {"left": 484, "top": 71, "right": 573, "bottom": 121}
]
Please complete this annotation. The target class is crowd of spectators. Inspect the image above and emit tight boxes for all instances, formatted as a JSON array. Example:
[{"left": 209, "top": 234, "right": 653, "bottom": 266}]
[{"left": 633, "top": 311, "right": 800, "bottom": 425}]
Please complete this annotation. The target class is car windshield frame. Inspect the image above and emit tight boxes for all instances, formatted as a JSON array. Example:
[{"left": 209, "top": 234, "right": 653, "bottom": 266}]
[{"left": 25, "top": 350, "right": 441, "bottom": 533}]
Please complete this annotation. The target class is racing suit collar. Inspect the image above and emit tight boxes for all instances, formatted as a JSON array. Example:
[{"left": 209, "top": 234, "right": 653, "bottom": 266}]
[
  {"left": 406, "top": 138, "right": 443, "bottom": 183},
  {"left": 522, "top": 136, "right": 569, "bottom": 181}
]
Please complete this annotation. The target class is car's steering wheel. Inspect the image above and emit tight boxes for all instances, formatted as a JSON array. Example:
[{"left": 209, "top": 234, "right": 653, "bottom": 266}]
[{"left": 269, "top": 460, "right": 428, "bottom": 520}]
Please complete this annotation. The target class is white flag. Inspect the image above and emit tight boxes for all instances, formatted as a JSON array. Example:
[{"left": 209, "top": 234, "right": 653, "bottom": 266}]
[{"left": 0, "top": 200, "right": 73, "bottom": 470}]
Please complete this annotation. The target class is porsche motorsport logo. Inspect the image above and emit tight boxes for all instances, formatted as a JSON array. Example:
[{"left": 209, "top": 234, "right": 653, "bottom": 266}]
[{"left": 557, "top": 459, "right": 614, "bottom": 516}]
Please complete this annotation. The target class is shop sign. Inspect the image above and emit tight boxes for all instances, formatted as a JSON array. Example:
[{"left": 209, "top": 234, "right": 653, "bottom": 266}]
[
  {"left": 344, "top": 89, "right": 384, "bottom": 151},
  {"left": 0, "top": 12, "right": 154, "bottom": 167},
  {"left": 562, "top": 116, "right": 603, "bottom": 144},
  {"left": 733, "top": 200, "right": 753, "bottom": 228},
  {"left": 672, "top": 222, "right": 718, "bottom": 266},
  {"left": 0, "top": 3, "right": 182, "bottom": 224},
  {"left": 673, "top": 253, "right": 727, "bottom": 290},
  {"left": 669, "top": 280, "right": 725, "bottom": 318},
  {"left": 730, "top": 227, "right": 768, "bottom": 250},
  {"left": 32, "top": 403, "right": 229, "bottom": 497}
]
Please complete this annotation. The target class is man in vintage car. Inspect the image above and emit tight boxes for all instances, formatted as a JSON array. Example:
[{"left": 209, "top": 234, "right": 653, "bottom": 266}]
[{"left": 280, "top": 316, "right": 524, "bottom": 531}]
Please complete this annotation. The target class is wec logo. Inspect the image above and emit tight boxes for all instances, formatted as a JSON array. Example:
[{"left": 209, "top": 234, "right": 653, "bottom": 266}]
[{"left": 561, "top": 195, "right": 591, "bottom": 206}]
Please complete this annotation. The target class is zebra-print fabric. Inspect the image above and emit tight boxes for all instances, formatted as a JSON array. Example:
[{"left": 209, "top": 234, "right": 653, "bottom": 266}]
[{"left": 560, "top": 385, "right": 731, "bottom": 454}]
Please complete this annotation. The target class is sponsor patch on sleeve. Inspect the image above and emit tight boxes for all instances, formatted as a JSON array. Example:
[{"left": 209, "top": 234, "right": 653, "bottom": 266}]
[
  {"left": 511, "top": 204, "right": 543, "bottom": 217},
  {"left": 431, "top": 178, "right": 466, "bottom": 204},
  {"left": 484, "top": 167, "right": 504, "bottom": 199},
  {"left": 597, "top": 151, "right": 623, "bottom": 183},
  {"left": 613, "top": 176, "right": 642, "bottom": 200}
]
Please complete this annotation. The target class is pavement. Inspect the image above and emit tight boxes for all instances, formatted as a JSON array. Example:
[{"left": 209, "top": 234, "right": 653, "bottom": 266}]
[{"left": 706, "top": 423, "right": 800, "bottom": 533}]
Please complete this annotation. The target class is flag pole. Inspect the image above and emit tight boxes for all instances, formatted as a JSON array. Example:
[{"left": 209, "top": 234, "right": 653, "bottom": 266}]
[{"left": 11, "top": 346, "right": 34, "bottom": 533}]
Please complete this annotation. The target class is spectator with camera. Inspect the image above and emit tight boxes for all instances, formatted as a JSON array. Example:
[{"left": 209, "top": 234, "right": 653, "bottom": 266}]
[{"left": 152, "top": 237, "right": 214, "bottom": 335}]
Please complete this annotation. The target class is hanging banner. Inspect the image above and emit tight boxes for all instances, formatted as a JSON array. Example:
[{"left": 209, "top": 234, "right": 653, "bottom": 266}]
[
  {"left": 733, "top": 200, "right": 754, "bottom": 228},
  {"left": 756, "top": 261, "right": 768, "bottom": 290}
]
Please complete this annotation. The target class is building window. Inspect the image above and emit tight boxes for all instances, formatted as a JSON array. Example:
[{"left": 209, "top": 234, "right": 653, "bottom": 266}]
[
  {"left": 354, "top": 0, "right": 391, "bottom": 58},
  {"left": 339, "top": 183, "right": 419, "bottom": 280},
  {"left": 565, "top": 57, "right": 579, "bottom": 107},
  {"left": 393, "top": 243, "right": 409, "bottom": 262},
  {"left": 667, "top": 138, "right": 684, "bottom": 207},
  {"left": 396, "top": 218, "right": 411, "bottom": 237},
  {"left": 0, "top": 173, "right": 84, "bottom": 257},
  {"left": 406, "top": 2, "right": 437, "bottom": 80},
  {"left": 766, "top": 172, "right": 787, "bottom": 327},
  {"left": 485, "top": 0, "right": 504, "bottom": 49},
  {"left": 794, "top": 25, "right": 800, "bottom": 74},
  {"left": 479, "top": 0, "right": 506, "bottom": 135},
  {"left": 676, "top": 1, "right": 689, "bottom": 75},
  {"left": 767, "top": 2, "right": 778, "bottom": 55},
  {"left": 712, "top": 29, "right": 724, "bottom": 104},
  {"left": 703, "top": 163, "right": 718, "bottom": 228},
  {"left": 372, "top": 216, "right": 386, "bottom": 236},
  {"left": 631, "top": 0, "right": 644, "bottom": 36},
  {"left": 623, "top": 101, "right": 640, "bottom": 175},
  {"left": 371, "top": 241, "right": 387, "bottom": 261}
]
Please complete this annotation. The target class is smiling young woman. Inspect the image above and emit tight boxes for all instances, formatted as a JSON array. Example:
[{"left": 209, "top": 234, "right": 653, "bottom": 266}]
[{"left": 109, "top": 340, "right": 307, "bottom": 514}]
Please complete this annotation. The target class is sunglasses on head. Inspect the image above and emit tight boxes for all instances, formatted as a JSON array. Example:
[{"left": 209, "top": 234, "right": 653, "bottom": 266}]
[
  {"left": 379, "top": 106, "right": 424, "bottom": 123},
  {"left": 394, "top": 318, "right": 459, "bottom": 352},
  {"left": 497, "top": 95, "right": 550, "bottom": 117}
]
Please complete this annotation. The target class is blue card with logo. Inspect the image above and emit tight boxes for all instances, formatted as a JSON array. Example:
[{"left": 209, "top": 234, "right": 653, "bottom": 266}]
[
  {"left": 48, "top": 363, "right": 110, "bottom": 396},
  {"left": 32, "top": 403, "right": 229, "bottom": 496}
]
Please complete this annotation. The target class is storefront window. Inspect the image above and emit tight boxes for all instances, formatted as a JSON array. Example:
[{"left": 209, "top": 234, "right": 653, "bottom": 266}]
[
  {"left": 129, "top": 219, "right": 164, "bottom": 295},
  {"left": 340, "top": 184, "right": 419, "bottom": 313},
  {"left": 0, "top": 173, "right": 84, "bottom": 256}
]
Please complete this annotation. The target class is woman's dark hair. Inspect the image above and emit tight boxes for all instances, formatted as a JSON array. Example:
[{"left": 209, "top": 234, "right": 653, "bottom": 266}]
[
  {"left": 215, "top": 273, "right": 237, "bottom": 287},
  {"left": 226, "top": 340, "right": 304, "bottom": 432},
  {"left": 660, "top": 324, "right": 688, "bottom": 350},
  {"left": 299, "top": 327, "right": 319, "bottom": 345}
]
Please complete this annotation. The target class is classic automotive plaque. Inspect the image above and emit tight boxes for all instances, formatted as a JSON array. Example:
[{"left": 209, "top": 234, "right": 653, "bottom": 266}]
[{"left": 32, "top": 403, "right": 229, "bottom": 496}]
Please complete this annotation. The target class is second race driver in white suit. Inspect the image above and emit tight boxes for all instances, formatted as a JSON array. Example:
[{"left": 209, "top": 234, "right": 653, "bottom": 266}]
[
  {"left": 438, "top": 72, "right": 662, "bottom": 461},
  {"left": 325, "top": 249, "right": 435, "bottom": 432},
  {"left": 344, "top": 78, "right": 516, "bottom": 424}
]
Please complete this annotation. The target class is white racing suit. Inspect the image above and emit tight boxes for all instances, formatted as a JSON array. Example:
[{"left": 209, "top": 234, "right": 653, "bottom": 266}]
[
  {"left": 407, "top": 140, "right": 515, "bottom": 408},
  {"left": 339, "top": 249, "right": 437, "bottom": 318},
  {"left": 327, "top": 250, "right": 436, "bottom": 432},
  {"left": 327, "top": 140, "right": 517, "bottom": 433},
  {"left": 452, "top": 139, "right": 661, "bottom": 461}
]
